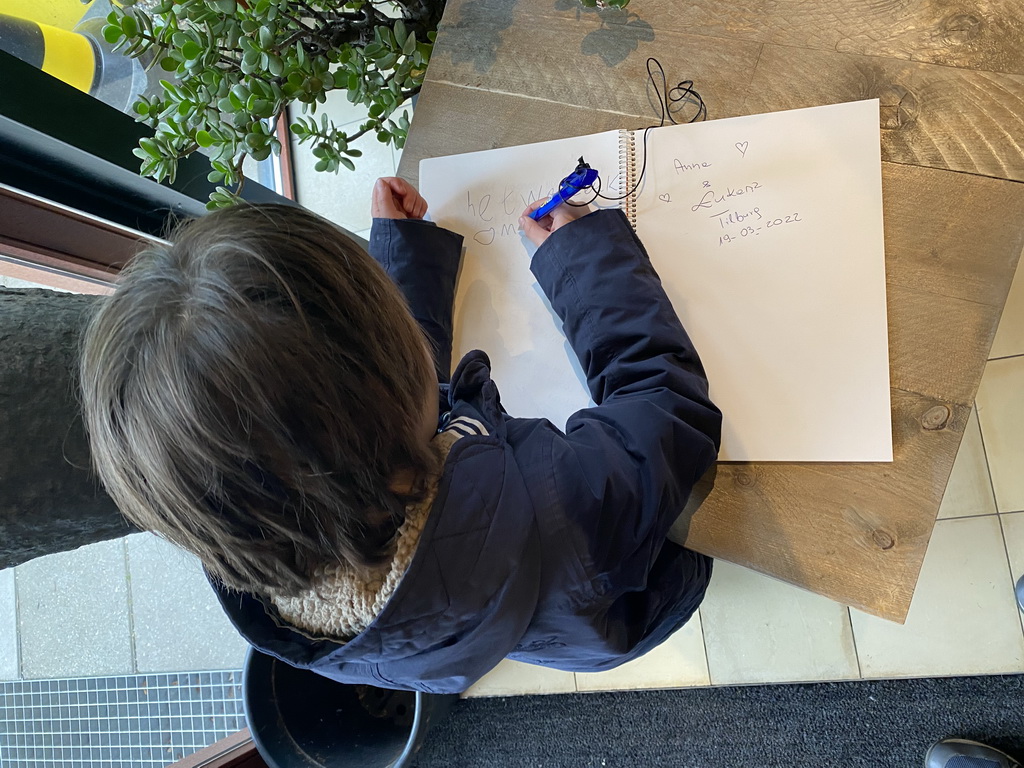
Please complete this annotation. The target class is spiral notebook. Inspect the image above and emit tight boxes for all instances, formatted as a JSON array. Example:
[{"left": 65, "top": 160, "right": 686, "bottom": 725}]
[{"left": 419, "top": 99, "right": 891, "bottom": 462}]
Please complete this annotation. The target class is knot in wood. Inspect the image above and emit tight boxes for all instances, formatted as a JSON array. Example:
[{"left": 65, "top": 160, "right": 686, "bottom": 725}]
[
  {"left": 872, "top": 529, "right": 896, "bottom": 550},
  {"left": 734, "top": 470, "right": 755, "bottom": 488},
  {"left": 877, "top": 85, "right": 918, "bottom": 131},
  {"left": 921, "top": 405, "right": 951, "bottom": 431},
  {"left": 940, "top": 13, "right": 982, "bottom": 46}
]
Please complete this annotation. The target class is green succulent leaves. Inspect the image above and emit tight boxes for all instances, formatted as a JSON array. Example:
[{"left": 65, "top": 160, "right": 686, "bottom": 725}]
[{"left": 105, "top": 0, "right": 439, "bottom": 208}]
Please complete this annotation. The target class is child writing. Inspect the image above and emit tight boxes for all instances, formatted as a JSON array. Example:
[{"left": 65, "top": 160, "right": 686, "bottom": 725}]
[{"left": 80, "top": 177, "right": 722, "bottom": 693}]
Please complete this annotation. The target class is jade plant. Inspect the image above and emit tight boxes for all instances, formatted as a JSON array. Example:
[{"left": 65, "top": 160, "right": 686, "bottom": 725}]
[{"left": 103, "top": 0, "right": 444, "bottom": 208}]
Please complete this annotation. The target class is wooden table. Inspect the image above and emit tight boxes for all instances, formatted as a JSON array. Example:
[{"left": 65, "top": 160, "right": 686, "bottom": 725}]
[{"left": 398, "top": 0, "right": 1024, "bottom": 622}]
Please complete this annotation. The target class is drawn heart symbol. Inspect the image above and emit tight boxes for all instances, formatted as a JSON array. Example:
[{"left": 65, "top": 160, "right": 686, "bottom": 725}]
[
  {"left": 658, "top": 193, "right": 671, "bottom": 203},
  {"left": 736, "top": 141, "right": 749, "bottom": 157}
]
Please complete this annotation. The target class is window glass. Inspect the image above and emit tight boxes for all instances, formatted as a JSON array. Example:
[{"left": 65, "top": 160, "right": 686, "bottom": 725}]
[
  {"left": 0, "top": 0, "right": 286, "bottom": 193},
  {"left": 0, "top": 0, "right": 164, "bottom": 114}
]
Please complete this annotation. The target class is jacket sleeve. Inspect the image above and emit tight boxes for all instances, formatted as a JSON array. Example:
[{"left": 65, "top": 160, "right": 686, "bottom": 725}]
[
  {"left": 530, "top": 208, "right": 722, "bottom": 582},
  {"left": 368, "top": 218, "right": 463, "bottom": 382}
]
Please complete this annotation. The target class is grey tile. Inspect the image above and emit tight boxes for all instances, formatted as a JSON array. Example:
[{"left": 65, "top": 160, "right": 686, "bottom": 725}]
[
  {"left": 312, "top": 87, "right": 374, "bottom": 134},
  {"left": 390, "top": 98, "right": 414, "bottom": 175},
  {"left": 291, "top": 95, "right": 398, "bottom": 233},
  {"left": 851, "top": 516, "right": 1024, "bottom": 677},
  {"left": 576, "top": 611, "right": 709, "bottom": 691},
  {"left": 1, "top": 567, "right": 18, "bottom": 679},
  {"left": 16, "top": 539, "right": 133, "bottom": 678},
  {"left": 464, "top": 658, "right": 577, "bottom": 698},
  {"left": 126, "top": 534, "right": 249, "bottom": 673},
  {"left": 977, "top": 356, "right": 1024, "bottom": 513},
  {"left": 701, "top": 561, "right": 860, "bottom": 685},
  {"left": 0, "top": 275, "right": 49, "bottom": 289},
  {"left": 990, "top": 260, "right": 1024, "bottom": 359},
  {"left": 937, "top": 406, "right": 997, "bottom": 519}
]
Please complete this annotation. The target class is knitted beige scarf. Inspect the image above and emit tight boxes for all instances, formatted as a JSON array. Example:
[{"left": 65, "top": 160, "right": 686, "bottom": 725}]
[{"left": 270, "top": 429, "right": 460, "bottom": 641}]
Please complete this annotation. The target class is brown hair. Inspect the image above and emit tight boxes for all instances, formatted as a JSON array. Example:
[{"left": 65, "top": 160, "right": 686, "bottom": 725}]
[{"left": 80, "top": 204, "right": 437, "bottom": 597}]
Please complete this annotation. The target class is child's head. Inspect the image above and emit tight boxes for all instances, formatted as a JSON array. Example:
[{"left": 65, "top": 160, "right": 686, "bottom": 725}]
[{"left": 80, "top": 204, "right": 438, "bottom": 597}]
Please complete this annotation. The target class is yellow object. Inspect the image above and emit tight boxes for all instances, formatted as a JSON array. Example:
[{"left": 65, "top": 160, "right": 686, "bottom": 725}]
[
  {"left": 0, "top": 0, "right": 94, "bottom": 31},
  {"left": 37, "top": 21, "right": 96, "bottom": 93}
]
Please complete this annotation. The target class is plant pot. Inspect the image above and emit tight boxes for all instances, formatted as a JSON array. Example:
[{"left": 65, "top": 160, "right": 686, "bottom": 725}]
[{"left": 243, "top": 647, "right": 458, "bottom": 768}]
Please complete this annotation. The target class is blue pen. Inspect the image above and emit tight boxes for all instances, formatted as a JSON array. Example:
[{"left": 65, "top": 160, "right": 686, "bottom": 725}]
[{"left": 529, "top": 157, "right": 600, "bottom": 220}]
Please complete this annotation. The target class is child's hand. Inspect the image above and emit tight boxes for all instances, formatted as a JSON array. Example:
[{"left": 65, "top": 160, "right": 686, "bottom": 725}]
[
  {"left": 519, "top": 199, "right": 592, "bottom": 247},
  {"left": 372, "top": 177, "right": 428, "bottom": 220}
]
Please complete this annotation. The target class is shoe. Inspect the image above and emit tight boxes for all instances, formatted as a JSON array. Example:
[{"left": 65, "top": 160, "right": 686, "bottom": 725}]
[
  {"left": 925, "top": 739, "right": 1021, "bottom": 768},
  {"left": 1016, "top": 574, "right": 1024, "bottom": 614}
]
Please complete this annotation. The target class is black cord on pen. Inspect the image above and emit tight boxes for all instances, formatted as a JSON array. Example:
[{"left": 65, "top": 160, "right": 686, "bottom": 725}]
[{"left": 564, "top": 57, "right": 706, "bottom": 207}]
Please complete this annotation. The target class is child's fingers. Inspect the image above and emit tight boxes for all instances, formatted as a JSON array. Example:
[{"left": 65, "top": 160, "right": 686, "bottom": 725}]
[
  {"left": 550, "top": 203, "right": 591, "bottom": 229},
  {"left": 522, "top": 198, "right": 550, "bottom": 218},
  {"left": 519, "top": 212, "right": 550, "bottom": 247},
  {"left": 371, "top": 178, "right": 405, "bottom": 219},
  {"left": 384, "top": 176, "right": 428, "bottom": 219},
  {"left": 410, "top": 191, "right": 428, "bottom": 219},
  {"left": 378, "top": 176, "right": 408, "bottom": 197},
  {"left": 399, "top": 189, "right": 426, "bottom": 219},
  {"left": 521, "top": 199, "right": 555, "bottom": 229}
]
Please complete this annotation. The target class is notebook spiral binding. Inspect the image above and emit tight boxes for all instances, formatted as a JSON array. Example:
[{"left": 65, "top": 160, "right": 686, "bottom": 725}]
[{"left": 618, "top": 130, "right": 639, "bottom": 229}]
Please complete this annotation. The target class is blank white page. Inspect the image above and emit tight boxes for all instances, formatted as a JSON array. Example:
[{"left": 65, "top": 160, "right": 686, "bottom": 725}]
[
  {"left": 634, "top": 99, "right": 891, "bottom": 461},
  {"left": 421, "top": 130, "right": 621, "bottom": 424}
]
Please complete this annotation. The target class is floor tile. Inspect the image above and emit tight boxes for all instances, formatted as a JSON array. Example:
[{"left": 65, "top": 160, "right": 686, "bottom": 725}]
[
  {"left": 990, "top": 259, "right": 1024, "bottom": 359},
  {"left": 999, "top": 512, "right": 1024, "bottom": 589},
  {"left": 977, "top": 356, "right": 1024, "bottom": 513},
  {"left": 301, "top": 88, "right": 374, "bottom": 137},
  {"left": 0, "top": 275, "right": 49, "bottom": 289},
  {"left": 292, "top": 131, "right": 397, "bottom": 234},
  {"left": 391, "top": 99, "right": 414, "bottom": 175},
  {"left": 290, "top": 92, "right": 398, "bottom": 234},
  {"left": 463, "top": 659, "right": 577, "bottom": 698},
  {"left": 0, "top": 568, "right": 17, "bottom": 679},
  {"left": 937, "top": 406, "right": 997, "bottom": 519},
  {"left": 126, "top": 534, "right": 249, "bottom": 673},
  {"left": 16, "top": 539, "right": 133, "bottom": 678},
  {"left": 700, "top": 562, "right": 860, "bottom": 685},
  {"left": 575, "top": 612, "right": 709, "bottom": 691},
  {"left": 851, "top": 516, "right": 1024, "bottom": 678},
  {"left": 1000, "top": 511, "right": 1024, "bottom": 642}
]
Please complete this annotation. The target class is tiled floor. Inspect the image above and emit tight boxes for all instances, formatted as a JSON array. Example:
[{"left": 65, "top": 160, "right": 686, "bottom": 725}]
[
  {"left": 289, "top": 92, "right": 410, "bottom": 240},
  {"left": 4, "top": 536, "right": 249, "bottom": 681},
  {"left": 3, "top": 88, "right": 1023, "bottom": 706}
]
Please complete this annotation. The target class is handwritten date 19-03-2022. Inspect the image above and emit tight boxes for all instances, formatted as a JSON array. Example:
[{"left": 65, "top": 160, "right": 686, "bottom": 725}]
[{"left": 718, "top": 212, "right": 803, "bottom": 246}]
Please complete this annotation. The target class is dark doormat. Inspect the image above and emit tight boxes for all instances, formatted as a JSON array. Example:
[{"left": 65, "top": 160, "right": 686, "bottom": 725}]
[{"left": 413, "top": 675, "right": 1024, "bottom": 767}]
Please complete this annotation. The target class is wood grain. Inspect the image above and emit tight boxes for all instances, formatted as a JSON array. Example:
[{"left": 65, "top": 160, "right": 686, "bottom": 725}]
[
  {"left": 430, "top": 7, "right": 763, "bottom": 120},
  {"left": 603, "top": 0, "right": 1024, "bottom": 75},
  {"left": 881, "top": 166, "right": 1024, "bottom": 307},
  {"left": 426, "top": 1, "right": 1024, "bottom": 182},
  {"left": 743, "top": 45, "right": 1024, "bottom": 182},
  {"left": 681, "top": 391, "right": 974, "bottom": 620}
]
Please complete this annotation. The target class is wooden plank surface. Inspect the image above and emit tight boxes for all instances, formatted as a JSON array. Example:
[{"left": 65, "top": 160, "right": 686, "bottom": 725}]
[
  {"left": 560, "top": 0, "right": 1024, "bottom": 74},
  {"left": 402, "top": 0, "right": 1024, "bottom": 620},
  {"left": 743, "top": 45, "right": 1024, "bottom": 182},
  {"left": 420, "top": 0, "right": 1024, "bottom": 181}
]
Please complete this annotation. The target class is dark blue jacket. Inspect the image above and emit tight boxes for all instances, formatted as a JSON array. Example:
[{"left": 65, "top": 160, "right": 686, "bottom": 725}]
[{"left": 212, "top": 209, "right": 722, "bottom": 693}]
